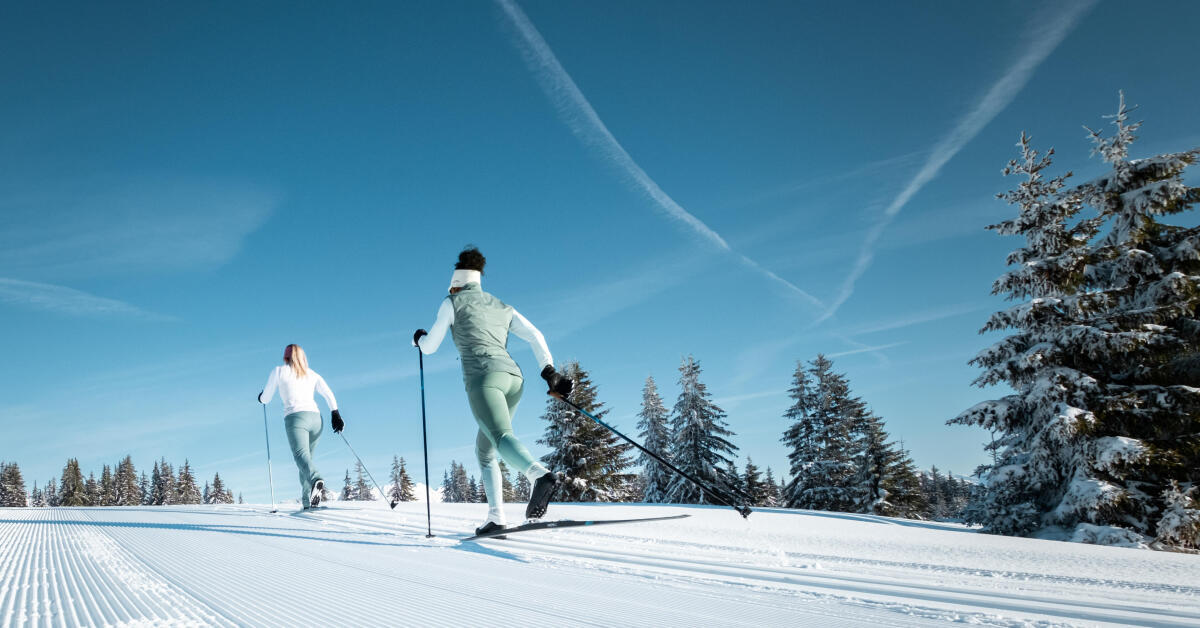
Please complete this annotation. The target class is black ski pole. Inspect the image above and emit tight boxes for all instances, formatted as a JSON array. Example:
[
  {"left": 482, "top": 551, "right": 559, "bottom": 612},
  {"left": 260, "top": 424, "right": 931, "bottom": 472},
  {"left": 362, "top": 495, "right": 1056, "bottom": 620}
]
[
  {"left": 418, "top": 348, "right": 434, "bottom": 538},
  {"left": 262, "top": 404, "right": 278, "bottom": 514},
  {"left": 551, "top": 393, "right": 752, "bottom": 518},
  {"left": 339, "top": 432, "right": 399, "bottom": 509}
]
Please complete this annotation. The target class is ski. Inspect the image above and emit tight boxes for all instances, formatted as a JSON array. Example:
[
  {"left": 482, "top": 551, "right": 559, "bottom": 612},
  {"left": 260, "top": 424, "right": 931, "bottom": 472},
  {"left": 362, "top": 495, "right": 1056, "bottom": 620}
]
[{"left": 464, "top": 514, "right": 690, "bottom": 541}]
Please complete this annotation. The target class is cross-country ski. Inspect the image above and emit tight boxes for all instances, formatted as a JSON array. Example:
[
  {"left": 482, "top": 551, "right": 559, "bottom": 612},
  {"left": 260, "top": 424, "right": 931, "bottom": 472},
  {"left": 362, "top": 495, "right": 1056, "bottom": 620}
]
[{"left": 463, "top": 513, "right": 691, "bottom": 541}]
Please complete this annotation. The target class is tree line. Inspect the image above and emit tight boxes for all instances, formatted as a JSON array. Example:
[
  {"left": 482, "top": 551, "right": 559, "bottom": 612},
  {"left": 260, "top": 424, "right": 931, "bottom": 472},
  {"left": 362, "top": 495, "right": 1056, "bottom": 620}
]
[{"left": 0, "top": 457, "right": 241, "bottom": 507}]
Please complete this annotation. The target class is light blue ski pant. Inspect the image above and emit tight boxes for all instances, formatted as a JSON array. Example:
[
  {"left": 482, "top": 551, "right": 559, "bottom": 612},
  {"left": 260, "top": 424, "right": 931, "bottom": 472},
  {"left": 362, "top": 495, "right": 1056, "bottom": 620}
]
[
  {"left": 284, "top": 411, "right": 323, "bottom": 506},
  {"left": 466, "top": 372, "right": 549, "bottom": 523}
]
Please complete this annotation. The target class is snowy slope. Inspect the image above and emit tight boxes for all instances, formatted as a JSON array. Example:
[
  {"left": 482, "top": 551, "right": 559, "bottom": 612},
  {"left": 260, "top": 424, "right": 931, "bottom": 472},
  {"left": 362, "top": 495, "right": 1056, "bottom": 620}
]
[{"left": 1, "top": 502, "right": 1198, "bottom": 627}]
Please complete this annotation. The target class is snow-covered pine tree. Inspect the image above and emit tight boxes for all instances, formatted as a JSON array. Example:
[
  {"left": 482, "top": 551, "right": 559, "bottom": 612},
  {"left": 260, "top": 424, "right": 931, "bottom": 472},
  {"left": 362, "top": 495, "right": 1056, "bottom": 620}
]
[
  {"left": 955, "top": 97, "right": 1200, "bottom": 546},
  {"left": 498, "top": 460, "right": 515, "bottom": 502},
  {"left": 115, "top": 456, "right": 139, "bottom": 506},
  {"left": 452, "top": 462, "right": 471, "bottom": 503},
  {"left": 210, "top": 473, "right": 232, "bottom": 504},
  {"left": 743, "top": 458, "right": 767, "bottom": 507},
  {"left": 45, "top": 478, "right": 58, "bottom": 507},
  {"left": 99, "top": 465, "right": 115, "bottom": 506},
  {"left": 1066, "top": 95, "right": 1200, "bottom": 546},
  {"left": 0, "top": 463, "right": 28, "bottom": 507},
  {"left": 763, "top": 468, "right": 781, "bottom": 507},
  {"left": 59, "top": 460, "right": 85, "bottom": 507},
  {"left": 950, "top": 128, "right": 1101, "bottom": 536},
  {"left": 153, "top": 459, "right": 176, "bottom": 506},
  {"left": 664, "top": 356, "right": 738, "bottom": 505},
  {"left": 850, "top": 411, "right": 910, "bottom": 516},
  {"left": 84, "top": 472, "right": 99, "bottom": 506},
  {"left": 539, "top": 362, "right": 635, "bottom": 502},
  {"left": 514, "top": 473, "right": 531, "bottom": 501},
  {"left": 636, "top": 375, "right": 672, "bottom": 503},
  {"left": 782, "top": 356, "right": 860, "bottom": 511},
  {"left": 342, "top": 469, "right": 356, "bottom": 501},
  {"left": 724, "top": 458, "right": 745, "bottom": 503},
  {"left": 30, "top": 482, "right": 45, "bottom": 507},
  {"left": 389, "top": 456, "right": 404, "bottom": 504},
  {"left": 467, "top": 476, "right": 481, "bottom": 503},
  {"left": 175, "top": 460, "right": 202, "bottom": 505},
  {"left": 888, "top": 447, "right": 928, "bottom": 519},
  {"left": 203, "top": 482, "right": 210, "bottom": 504},
  {"left": 137, "top": 472, "right": 150, "bottom": 506},
  {"left": 440, "top": 470, "right": 454, "bottom": 503},
  {"left": 238, "top": 493, "right": 244, "bottom": 504},
  {"left": 353, "top": 462, "right": 375, "bottom": 501},
  {"left": 398, "top": 458, "right": 415, "bottom": 501}
]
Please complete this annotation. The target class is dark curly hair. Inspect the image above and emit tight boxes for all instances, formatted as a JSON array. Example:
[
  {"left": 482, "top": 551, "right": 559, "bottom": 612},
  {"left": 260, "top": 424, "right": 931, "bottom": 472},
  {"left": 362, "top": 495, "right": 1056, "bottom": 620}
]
[{"left": 455, "top": 246, "right": 486, "bottom": 273}]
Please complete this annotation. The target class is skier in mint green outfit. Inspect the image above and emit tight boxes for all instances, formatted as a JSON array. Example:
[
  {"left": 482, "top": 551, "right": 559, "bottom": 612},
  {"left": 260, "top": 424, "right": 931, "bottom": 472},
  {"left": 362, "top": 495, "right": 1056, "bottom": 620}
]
[
  {"left": 414, "top": 247, "right": 572, "bottom": 538},
  {"left": 259, "top": 344, "right": 344, "bottom": 509}
]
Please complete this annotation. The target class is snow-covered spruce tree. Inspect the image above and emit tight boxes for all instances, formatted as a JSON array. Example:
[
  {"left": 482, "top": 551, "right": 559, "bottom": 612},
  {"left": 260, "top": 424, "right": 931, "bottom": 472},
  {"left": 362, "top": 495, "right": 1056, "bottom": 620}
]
[
  {"left": 782, "top": 356, "right": 859, "bottom": 511},
  {"left": 176, "top": 461, "right": 202, "bottom": 505},
  {"left": 341, "top": 469, "right": 355, "bottom": 501},
  {"left": 955, "top": 98, "right": 1200, "bottom": 546},
  {"left": 84, "top": 472, "right": 99, "bottom": 506},
  {"left": 388, "top": 456, "right": 405, "bottom": 504},
  {"left": 850, "top": 411, "right": 920, "bottom": 517},
  {"left": 467, "top": 476, "right": 481, "bottom": 503},
  {"left": 114, "top": 456, "right": 139, "bottom": 506},
  {"left": 210, "top": 473, "right": 232, "bottom": 504},
  {"left": 888, "top": 447, "right": 929, "bottom": 519},
  {"left": 724, "top": 459, "right": 745, "bottom": 502},
  {"left": 763, "top": 468, "right": 781, "bottom": 507},
  {"left": 950, "top": 130, "right": 1097, "bottom": 536},
  {"left": 440, "top": 470, "right": 454, "bottom": 503},
  {"left": 1065, "top": 94, "right": 1200, "bottom": 545},
  {"left": 203, "top": 482, "right": 210, "bottom": 504},
  {"left": 30, "top": 482, "right": 45, "bottom": 507},
  {"left": 743, "top": 458, "right": 768, "bottom": 507},
  {"left": 514, "top": 472, "right": 531, "bottom": 501},
  {"left": 399, "top": 458, "right": 415, "bottom": 501},
  {"left": 539, "top": 362, "right": 635, "bottom": 502},
  {"left": 353, "top": 461, "right": 375, "bottom": 501},
  {"left": 0, "top": 463, "right": 28, "bottom": 507},
  {"left": 498, "top": 460, "right": 515, "bottom": 502},
  {"left": 99, "top": 465, "right": 115, "bottom": 506},
  {"left": 137, "top": 472, "right": 149, "bottom": 506},
  {"left": 664, "top": 356, "right": 738, "bottom": 505},
  {"left": 44, "top": 478, "right": 58, "bottom": 507},
  {"left": 59, "top": 460, "right": 86, "bottom": 507},
  {"left": 635, "top": 375, "right": 673, "bottom": 503},
  {"left": 153, "top": 459, "right": 176, "bottom": 506}
]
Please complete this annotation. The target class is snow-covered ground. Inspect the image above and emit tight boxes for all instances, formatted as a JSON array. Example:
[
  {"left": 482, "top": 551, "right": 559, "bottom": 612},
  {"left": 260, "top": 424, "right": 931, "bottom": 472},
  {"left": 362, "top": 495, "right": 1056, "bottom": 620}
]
[{"left": 1, "top": 502, "right": 1197, "bottom": 627}]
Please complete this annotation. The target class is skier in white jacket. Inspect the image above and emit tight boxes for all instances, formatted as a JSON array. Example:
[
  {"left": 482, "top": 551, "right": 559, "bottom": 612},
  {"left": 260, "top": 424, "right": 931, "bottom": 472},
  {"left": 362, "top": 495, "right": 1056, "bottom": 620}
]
[{"left": 259, "top": 344, "right": 343, "bottom": 508}]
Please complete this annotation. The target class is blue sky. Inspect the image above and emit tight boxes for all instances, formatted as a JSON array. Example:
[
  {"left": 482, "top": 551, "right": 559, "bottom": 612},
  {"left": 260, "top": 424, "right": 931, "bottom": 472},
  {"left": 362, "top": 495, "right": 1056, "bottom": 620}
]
[{"left": 3, "top": 1, "right": 1199, "bottom": 503}]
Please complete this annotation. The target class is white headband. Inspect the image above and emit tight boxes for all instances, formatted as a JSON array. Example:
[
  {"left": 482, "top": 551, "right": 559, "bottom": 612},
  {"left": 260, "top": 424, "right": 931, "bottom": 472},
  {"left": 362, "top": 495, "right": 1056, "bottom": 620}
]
[{"left": 449, "top": 269, "right": 481, "bottom": 290}]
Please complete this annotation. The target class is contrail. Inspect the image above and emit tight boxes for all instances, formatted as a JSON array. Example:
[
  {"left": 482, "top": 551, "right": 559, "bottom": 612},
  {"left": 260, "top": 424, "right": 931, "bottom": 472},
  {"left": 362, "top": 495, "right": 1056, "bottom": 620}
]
[
  {"left": 814, "top": 0, "right": 1097, "bottom": 324},
  {"left": 493, "top": 0, "right": 823, "bottom": 310}
]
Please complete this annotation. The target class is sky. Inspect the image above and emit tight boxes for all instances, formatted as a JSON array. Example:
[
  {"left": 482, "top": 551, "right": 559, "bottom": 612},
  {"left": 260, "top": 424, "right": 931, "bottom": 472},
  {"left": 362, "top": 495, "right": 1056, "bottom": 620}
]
[{"left": 3, "top": 0, "right": 1200, "bottom": 504}]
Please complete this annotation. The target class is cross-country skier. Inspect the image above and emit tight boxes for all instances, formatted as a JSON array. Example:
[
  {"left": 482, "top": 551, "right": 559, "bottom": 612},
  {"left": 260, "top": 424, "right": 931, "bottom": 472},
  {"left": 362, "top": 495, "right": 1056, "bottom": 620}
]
[
  {"left": 414, "top": 246, "right": 573, "bottom": 538},
  {"left": 258, "top": 344, "right": 344, "bottom": 509}
]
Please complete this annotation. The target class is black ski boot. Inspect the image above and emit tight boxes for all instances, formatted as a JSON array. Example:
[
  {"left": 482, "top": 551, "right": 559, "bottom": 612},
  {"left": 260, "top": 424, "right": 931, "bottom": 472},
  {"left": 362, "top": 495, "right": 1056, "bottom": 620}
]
[
  {"left": 474, "top": 521, "right": 507, "bottom": 540},
  {"left": 310, "top": 479, "right": 324, "bottom": 509},
  {"left": 525, "top": 472, "right": 559, "bottom": 519}
]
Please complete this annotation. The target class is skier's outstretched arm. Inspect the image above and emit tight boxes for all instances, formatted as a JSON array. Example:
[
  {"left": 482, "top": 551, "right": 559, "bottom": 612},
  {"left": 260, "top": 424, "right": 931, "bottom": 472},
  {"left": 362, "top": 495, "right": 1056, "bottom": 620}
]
[
  {"left": 415, "top": 299, "right": 454, "bottom": 354},
  {"left": 258, "top": 367, "right": 279, "bottom": 404},
  {"left": 314, "top": 374, "right": 338, "bottom": 412},
  {"left": 509, "top": 309, "right": 553, "bottom": 371}
]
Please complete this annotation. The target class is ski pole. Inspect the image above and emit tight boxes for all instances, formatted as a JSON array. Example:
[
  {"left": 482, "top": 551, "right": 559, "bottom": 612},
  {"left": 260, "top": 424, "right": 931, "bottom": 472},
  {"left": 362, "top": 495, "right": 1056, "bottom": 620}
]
[
  {"left": 551, "top": 393, "right": 752, "bottom": 518},
  {"left": 418, "top": 348, "right": 434, "bottom": 538},
  {"left": 339, "top": 432, "right": 399, "bottom": 509},
  {"left": 262, "top": 404, "right": 277, "bottom": 514}
]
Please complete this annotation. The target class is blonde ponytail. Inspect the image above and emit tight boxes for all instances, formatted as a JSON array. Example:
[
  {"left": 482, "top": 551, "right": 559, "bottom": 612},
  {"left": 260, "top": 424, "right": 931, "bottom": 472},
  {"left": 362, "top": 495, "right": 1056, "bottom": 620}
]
[{"left": 284, "top": 344, "right": 310, "bottom": 378}]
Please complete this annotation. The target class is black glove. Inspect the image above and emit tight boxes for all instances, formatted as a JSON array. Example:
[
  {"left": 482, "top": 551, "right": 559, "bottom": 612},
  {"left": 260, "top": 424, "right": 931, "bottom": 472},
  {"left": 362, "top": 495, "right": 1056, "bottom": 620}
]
[
  {"left": 331, "top": 409, "right": 344, "bottom": 433},
  {"left": 541, "top": 365, "right": 573, "bottom": 398},
  {"left": 413, "top": 329, "right": 427, "bottom": 347}
]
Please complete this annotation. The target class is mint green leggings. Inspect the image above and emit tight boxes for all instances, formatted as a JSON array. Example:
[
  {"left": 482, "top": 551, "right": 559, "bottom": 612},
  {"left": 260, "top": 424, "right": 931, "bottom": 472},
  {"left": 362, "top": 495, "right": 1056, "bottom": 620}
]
[
  {"left": 467, "top": 372, "right": 545, "bottom": 520},
  {"left": 284, "top": 411, "right": 323, "bottom": 505}
]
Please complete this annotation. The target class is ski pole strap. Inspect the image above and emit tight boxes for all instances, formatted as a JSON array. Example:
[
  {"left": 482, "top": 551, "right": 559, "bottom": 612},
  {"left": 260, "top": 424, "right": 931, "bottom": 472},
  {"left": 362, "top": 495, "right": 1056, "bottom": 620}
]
[{"left": 553, "top": 395, "right": 752, "bottom": 519}]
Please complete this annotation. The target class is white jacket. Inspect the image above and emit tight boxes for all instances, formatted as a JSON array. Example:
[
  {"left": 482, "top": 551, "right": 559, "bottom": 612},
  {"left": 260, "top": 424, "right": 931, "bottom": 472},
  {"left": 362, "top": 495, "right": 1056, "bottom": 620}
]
[{"left": 259, "top": 365, "right": 338, "bottom": 416}]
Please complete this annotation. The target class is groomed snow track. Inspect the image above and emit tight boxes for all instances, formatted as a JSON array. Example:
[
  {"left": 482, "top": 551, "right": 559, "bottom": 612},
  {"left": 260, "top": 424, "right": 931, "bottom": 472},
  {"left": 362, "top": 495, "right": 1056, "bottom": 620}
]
[{"left": 1, "top": 503, "right": 1198, "bottom": 627}]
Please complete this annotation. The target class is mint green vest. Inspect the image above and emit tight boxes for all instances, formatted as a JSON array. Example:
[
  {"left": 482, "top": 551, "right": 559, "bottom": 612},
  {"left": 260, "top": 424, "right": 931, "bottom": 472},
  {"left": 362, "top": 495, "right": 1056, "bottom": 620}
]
[{"left": 448, "top": 283, "right": 522, "bottom": 381}]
